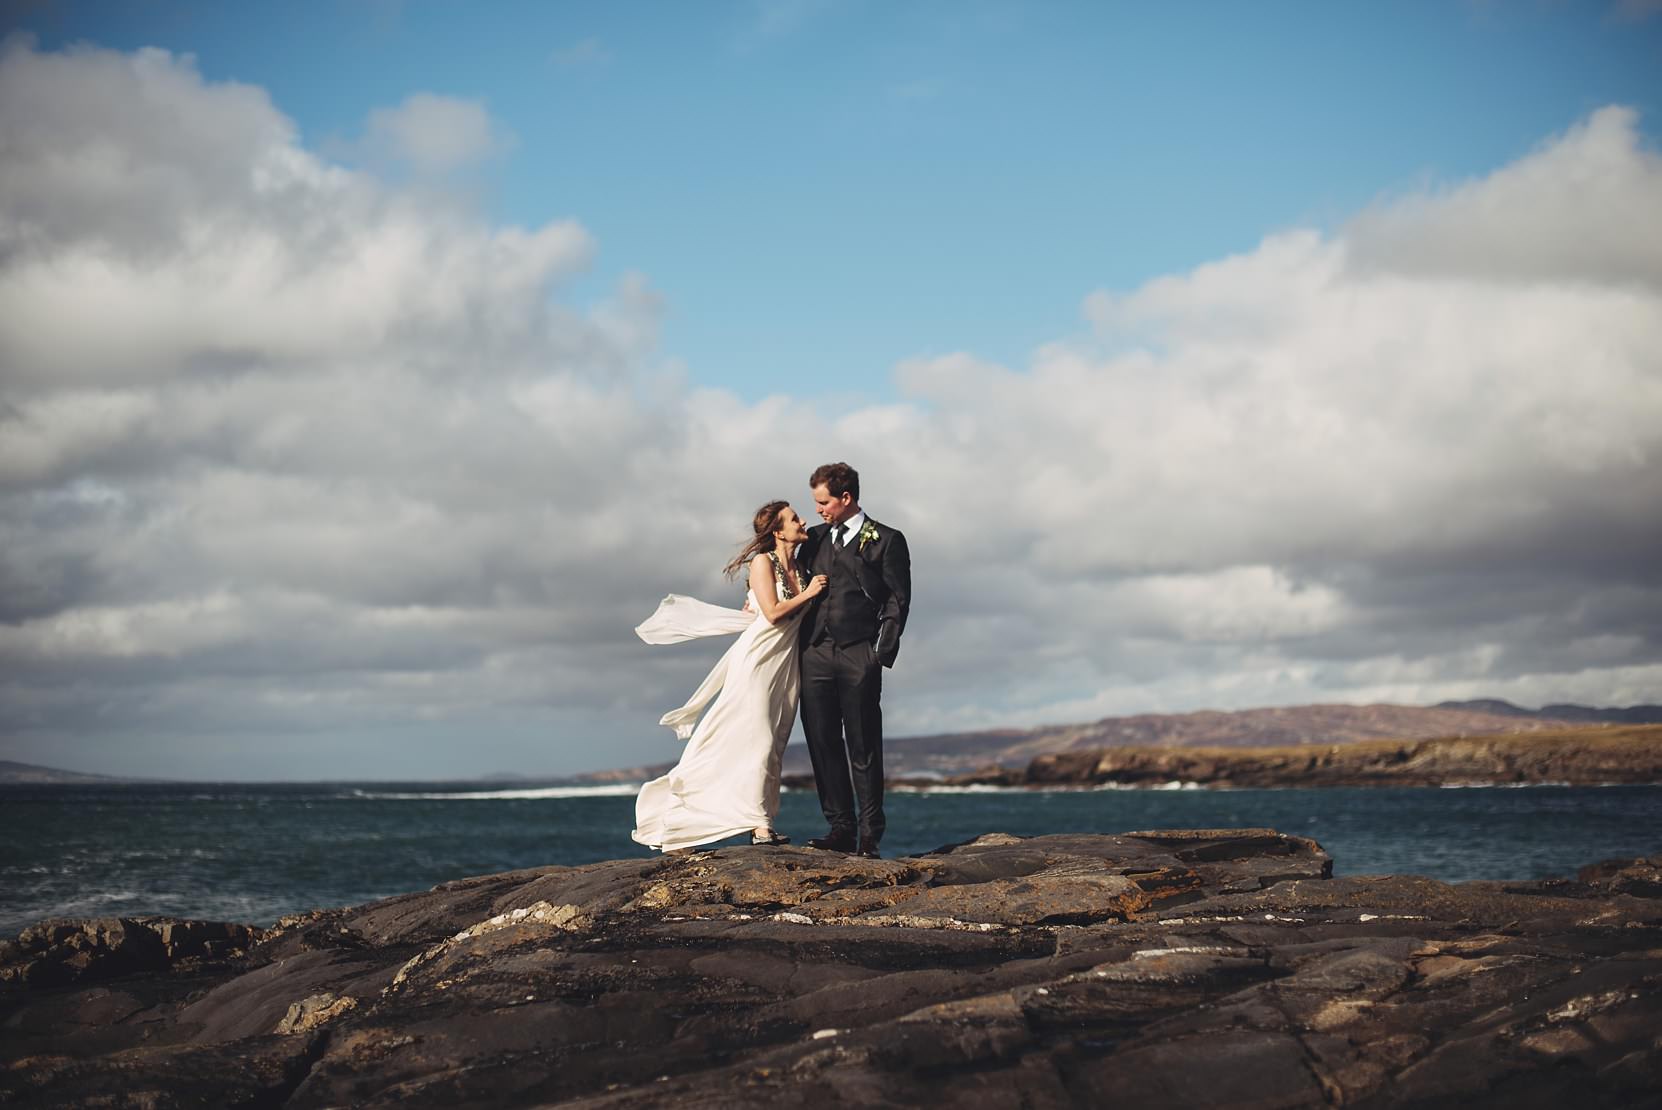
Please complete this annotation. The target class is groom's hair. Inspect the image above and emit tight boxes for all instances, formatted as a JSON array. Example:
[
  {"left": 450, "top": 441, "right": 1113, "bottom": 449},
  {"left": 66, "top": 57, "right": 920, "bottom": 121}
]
[{"left": 810, "top": 462, "right": 859, "bottom": 502}]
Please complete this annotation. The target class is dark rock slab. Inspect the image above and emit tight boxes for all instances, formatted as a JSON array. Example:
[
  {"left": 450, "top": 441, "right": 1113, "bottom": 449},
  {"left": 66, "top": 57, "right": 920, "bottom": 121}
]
[
  {"left": 3, "top": 831, "right": 1659, "bottom": 1107},
  {"left": 1579, "top": 854, "right": 1662, "bottom": 898},
  {"left": 174, "top": 948, "right": 399, "bottom": 1042},
  {"left": 0, "top": 917, "right": 257, "bottom": 990},
  {"left": 2, "top": 1032, "right": 326, "bottom": 1109}
]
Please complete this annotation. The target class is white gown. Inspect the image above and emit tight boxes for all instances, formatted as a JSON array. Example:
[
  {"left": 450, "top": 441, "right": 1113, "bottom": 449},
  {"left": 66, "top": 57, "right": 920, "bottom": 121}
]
[{"left": 631, "top": 565, "right": 803, "bottom": 851}]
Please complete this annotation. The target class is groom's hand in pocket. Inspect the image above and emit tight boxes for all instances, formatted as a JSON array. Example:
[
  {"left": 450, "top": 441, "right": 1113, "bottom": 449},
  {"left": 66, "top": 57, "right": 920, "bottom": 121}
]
[{"left": 875, "top": 618, "right": 900, "bottom": 665}]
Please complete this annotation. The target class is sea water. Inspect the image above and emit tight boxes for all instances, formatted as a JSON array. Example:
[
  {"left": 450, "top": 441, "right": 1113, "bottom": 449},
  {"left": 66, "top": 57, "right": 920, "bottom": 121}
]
[{"left": 3, "top": 782, "right": 1660, "bottom": 937}]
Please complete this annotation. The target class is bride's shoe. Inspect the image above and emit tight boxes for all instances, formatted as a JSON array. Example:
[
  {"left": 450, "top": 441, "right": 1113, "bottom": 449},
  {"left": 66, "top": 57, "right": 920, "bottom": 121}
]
[{"left": 751, "top": 829, "right": 791, "bottom": 846}]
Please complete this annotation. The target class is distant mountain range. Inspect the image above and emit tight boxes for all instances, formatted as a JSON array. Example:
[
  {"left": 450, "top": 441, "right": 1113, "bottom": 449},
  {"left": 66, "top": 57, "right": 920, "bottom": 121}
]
[
  {"left": 0, "top": 761, "right": 136, "bottom": 785},
  {"left": 1431, "top": 699, "right": 1662, "bottom": 725},
  {"left": 6, "top": 700, "right": 1656, "bottom": 785},
  {"left": 779, "top": 699, "right": 1662, "bottom": 777}
]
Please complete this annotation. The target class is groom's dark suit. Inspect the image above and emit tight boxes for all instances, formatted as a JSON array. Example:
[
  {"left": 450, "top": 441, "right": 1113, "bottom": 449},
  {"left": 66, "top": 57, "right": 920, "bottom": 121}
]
[{"left": 798, "top": 514, "right": 911, "bottom": 850}]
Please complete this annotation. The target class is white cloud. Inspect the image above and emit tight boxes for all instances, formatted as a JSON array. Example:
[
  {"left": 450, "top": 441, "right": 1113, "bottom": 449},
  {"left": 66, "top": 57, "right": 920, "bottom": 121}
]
[
  {"left": 1346, "top": 106, "right": 1662, "bottom": 287},
  {"left": 361, "top": 92, "right": 513, "bottom": 173},
  {"left": 0, "top": 42, "right": 684, "bottom": 775},
  {"left": 741, "top": 0, "right": 835, "bottom": 43},
  {"left": 878, "top": 107, "right": 1662, "bottom": 728},
  {"left": 551, "top": 37, "right": 612, "bottom": 68},
  {"left": 0, "top": 39, "right": 1658, "bottom": 779}
]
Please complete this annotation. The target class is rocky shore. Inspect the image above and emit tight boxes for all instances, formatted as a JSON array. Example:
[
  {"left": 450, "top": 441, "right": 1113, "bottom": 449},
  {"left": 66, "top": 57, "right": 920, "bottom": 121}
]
[
  {"left": 4, "top": 831, "right": 1661, "bottom": 1107},
  {"left": 832, "top": 724, "right": 1662, "bottom": 791}
]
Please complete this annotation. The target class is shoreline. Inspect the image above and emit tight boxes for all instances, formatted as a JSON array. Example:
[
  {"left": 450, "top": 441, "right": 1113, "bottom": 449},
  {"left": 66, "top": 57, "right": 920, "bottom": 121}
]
[{"left": 879, "top": 777, "right": 1655, "bottom": 793}]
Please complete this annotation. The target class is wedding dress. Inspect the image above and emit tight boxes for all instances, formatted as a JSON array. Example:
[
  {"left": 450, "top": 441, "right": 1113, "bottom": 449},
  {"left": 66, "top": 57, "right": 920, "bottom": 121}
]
[{"left": 631, "top": 562, "right": 803, "bottom": 851}]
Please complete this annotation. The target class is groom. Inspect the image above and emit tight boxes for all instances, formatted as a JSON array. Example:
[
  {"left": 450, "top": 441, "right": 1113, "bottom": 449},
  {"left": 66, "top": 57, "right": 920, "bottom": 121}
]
[{"left": 798, "top": 462, "right": 911, "bottom": 858}]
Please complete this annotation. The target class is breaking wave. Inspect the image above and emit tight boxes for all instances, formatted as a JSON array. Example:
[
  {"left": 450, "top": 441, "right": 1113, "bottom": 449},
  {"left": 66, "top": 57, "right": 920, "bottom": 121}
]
[{"left": 351, "top": 784, "right": 641, "bottom": 800}]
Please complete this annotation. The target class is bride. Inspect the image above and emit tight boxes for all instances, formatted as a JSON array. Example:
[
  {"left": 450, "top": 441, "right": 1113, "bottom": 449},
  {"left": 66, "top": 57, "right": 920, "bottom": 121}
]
[{"left": 631, "top": 500, "right": 827, "bottom": 851}]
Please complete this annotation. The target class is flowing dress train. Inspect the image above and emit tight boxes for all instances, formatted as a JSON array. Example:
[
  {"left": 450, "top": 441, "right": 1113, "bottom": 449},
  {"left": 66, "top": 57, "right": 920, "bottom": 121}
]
[{"left": 631, "top": 573, "right": 802, "bottom": 851}]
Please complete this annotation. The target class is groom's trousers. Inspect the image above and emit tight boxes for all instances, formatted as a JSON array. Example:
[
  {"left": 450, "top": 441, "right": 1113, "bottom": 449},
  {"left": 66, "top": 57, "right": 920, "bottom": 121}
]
[{"left": 800, "top": 638, "right": 885, "bottom": 846}]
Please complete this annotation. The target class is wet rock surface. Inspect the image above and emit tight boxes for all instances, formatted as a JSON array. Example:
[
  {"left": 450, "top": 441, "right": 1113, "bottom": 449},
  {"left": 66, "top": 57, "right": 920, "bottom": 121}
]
[{"left": 3, "top": 830, "right": 1659, "bottom": 1108}]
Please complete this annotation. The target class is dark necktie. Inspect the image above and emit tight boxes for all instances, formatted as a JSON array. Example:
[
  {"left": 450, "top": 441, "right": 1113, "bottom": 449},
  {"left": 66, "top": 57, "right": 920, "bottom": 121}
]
[{"left": 834, "top": 523, "right": 847, "bottom": 547}]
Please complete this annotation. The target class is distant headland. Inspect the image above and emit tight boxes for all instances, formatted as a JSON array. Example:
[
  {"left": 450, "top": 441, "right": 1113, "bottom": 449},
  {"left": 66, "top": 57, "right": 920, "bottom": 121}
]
[
  {"left": 0, "top": 761, "right": 141, "bottom": 786},
  {"left": 855, "top": 723, "right": 1662, "bottom": 791},
  {"left": 787, "top": 698, "right": 1662, "bottom": 779}
]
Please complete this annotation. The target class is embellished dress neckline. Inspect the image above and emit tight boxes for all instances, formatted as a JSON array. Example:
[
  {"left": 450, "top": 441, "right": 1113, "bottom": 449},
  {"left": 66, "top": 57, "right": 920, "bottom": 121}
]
[{"left": 768, "top": 552, "right": 804, "bottom": 598}]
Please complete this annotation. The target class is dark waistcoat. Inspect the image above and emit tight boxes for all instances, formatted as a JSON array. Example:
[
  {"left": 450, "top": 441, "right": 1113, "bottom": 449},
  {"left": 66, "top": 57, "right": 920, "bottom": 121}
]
[{"left": 813, "top": 531, "right": 880, "bottom": 646}]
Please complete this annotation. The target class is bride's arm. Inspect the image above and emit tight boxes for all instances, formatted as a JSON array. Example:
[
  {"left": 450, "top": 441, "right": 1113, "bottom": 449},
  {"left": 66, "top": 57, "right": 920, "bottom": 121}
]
[{"left": 748, "top": 555, "right": 826, "bottom": 626}]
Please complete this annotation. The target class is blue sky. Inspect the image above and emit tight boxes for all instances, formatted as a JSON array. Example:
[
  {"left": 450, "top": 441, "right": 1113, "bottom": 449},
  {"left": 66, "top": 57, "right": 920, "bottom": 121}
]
[
  {"left": 16, "top": 1, "right": 1662, "bottom": 403},
  {"left": 2, "top": 2, "right": 1661, "bottom": 779}
]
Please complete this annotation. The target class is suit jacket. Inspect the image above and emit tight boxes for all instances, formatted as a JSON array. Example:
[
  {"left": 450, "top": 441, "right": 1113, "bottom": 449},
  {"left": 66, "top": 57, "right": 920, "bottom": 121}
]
[{"left": 800, "top": 515, "right": 911, "bottom": 668}]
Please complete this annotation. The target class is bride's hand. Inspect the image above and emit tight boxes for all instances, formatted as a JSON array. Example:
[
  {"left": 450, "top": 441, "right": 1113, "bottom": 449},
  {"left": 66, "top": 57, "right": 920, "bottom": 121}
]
[{"left": 804, "top": 574, "right": 829, "bottom": 598}]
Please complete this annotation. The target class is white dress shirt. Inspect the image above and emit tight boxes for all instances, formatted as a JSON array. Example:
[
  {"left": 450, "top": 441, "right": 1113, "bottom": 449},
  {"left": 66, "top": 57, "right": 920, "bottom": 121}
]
[{"left": 834, "top": 509, "right": 866, "bottom": 546}]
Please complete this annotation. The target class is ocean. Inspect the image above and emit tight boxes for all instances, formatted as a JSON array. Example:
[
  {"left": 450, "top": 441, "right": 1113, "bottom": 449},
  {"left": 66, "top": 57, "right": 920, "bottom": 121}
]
[{"left": 4, "top": 782, "right": 1660, "bottom": 938}]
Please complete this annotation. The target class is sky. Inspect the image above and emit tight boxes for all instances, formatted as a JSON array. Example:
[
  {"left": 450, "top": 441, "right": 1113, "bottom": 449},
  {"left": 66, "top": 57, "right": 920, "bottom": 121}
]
[{"left": 1, "top": 1, "right": 1660, "bottom": 780}]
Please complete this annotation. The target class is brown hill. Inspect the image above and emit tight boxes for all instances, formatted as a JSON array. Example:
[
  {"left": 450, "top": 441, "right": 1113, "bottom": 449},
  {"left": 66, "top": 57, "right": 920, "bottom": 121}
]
[
  {"left": 0, "top": 761, "right": 134, "bottom": 785},
  {"left": 1011, "top": 724, "right": 1662, "bottom": 788},
  {"left": 786, "top": 702, "right": 1630, "bottom": 777}
]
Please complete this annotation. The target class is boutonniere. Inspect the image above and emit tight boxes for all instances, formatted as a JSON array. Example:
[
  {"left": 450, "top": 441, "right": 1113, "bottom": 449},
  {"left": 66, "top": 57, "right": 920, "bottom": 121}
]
[{"left": 856, "top": 521, "right": 880, "bottom": 552}]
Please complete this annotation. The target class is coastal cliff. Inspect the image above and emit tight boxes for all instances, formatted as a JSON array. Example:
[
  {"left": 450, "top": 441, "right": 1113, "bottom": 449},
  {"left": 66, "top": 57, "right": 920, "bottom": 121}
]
[
  {"left": 863, "top": 724, "right": 1662, "bottom": 790},
  {"left": 3, "top": 831, "right": 1660, "bottom": 1106}
]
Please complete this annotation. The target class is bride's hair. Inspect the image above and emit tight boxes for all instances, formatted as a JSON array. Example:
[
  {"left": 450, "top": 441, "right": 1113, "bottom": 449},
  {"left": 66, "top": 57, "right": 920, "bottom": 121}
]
[{"left": 722, "top": 499, "right": 790, "bottom": 579}]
